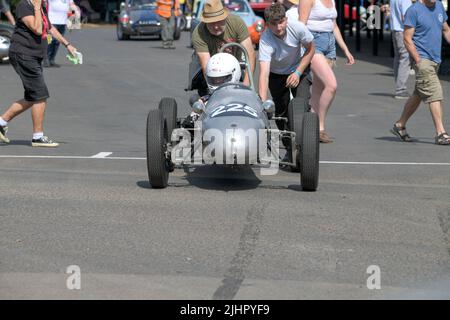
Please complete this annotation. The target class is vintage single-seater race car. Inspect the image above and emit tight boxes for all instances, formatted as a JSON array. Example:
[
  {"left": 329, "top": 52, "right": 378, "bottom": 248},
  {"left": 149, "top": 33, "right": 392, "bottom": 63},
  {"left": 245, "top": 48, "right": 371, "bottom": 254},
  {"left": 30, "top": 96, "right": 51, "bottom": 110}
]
[{"left": 146, "top": 43, "right": 320, "bottom": 191}]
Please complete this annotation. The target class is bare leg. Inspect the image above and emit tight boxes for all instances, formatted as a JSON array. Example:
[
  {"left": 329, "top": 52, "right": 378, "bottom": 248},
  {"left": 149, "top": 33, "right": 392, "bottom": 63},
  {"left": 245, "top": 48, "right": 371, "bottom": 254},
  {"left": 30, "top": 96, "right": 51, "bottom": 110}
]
[
  {"left": 31, "top": 100, "right": 47, "bottom": 134},
  {"left": 309, "top": 54, "right": 337, "bottom": 132},
  {"left": 396, "top": 94, "right": 421, "bottom": 128},
  {"left": 1, "top": 99, "right": 34, "bottom": 122},
  {"left": 428, "top": 100, "right": 446, "bottom": 135}
]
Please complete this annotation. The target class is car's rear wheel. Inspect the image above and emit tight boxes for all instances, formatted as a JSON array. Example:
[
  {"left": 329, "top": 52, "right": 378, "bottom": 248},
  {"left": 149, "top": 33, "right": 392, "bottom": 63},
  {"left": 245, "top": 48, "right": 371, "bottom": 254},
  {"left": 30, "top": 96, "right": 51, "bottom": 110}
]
[
  {"left": 146, "top": 109, "right": 170, "bottom": 188},
  {"left": 299, "top": 112, "right": 319, "bottom": 191},
  {"left": 158, "top": 97, "right": 177, "bottom": 142},
  {"left": 117, "top": 24, "right": 130, "bottom": 40}
]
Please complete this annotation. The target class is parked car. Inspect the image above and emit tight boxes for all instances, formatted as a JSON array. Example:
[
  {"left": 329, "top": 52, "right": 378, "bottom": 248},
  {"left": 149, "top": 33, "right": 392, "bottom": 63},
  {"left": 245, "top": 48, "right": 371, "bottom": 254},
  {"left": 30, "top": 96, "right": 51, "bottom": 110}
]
[
  {"left": 117, "top": 0, "right": 181, "bottom": 40},
  {"left": 190, "top": 0, "right": 265, "bottom": 47},
  {"left": 248, "top": 0, "right": 271, "bottom": 17},
  {"left": 0, "top": 23, "right": 13, "bottom": 63}
]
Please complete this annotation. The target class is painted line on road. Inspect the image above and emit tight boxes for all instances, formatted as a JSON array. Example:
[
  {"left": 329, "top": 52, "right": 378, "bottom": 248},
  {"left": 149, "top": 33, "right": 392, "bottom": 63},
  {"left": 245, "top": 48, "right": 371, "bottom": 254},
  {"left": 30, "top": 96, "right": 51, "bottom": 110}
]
[
  {"left": 1, "top": 155, "right": 450, "bottom": 166},
  {"left": 91, "top": 152, "right": 113, "bottom": 158}
]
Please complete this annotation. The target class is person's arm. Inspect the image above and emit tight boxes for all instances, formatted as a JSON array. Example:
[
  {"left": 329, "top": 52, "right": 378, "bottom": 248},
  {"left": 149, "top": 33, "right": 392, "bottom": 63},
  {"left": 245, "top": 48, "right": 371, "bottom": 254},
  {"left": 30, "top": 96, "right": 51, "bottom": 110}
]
[
  {"left": 333, "top": 21, "right": 354, "bottom": 65},
  {"left": 49, "top": 25, "right": 78, "bottom": 57},
  {"left": 442, "top": 22, "right": 450, "bottom": 45},
  {"left": 196, "top": 51, "right": 210, "bottom": 76},
  {"left": 403, "top": 26, "right": 420, "bottom": 63},
  {"left": 69, "top": 1, "right": 81, "bottom": 19},
  {"left": 21, "top": 0, "right": 43, "bottom": 35},
  {"left": 298, "top": 0, "right": 313, "bottom": 24},
  {"left": 5, "top": 9, "right": 15, "bottom": 25},
  {"left": 240, "top": 36, "right": 256, "bottom": 86},
  {"left": 258, "top": 61, "right": 270, "bottom": 101},
  {"left": 286, "top": 41, "right": 315, "bottom": 88}
]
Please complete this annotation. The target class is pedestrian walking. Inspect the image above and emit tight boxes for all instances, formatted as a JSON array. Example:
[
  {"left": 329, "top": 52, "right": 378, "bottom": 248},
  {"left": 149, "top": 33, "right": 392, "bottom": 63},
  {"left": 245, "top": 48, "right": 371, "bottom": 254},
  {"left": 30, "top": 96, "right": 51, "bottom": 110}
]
[
  {"left": 389, "top": 0, "right": 413, "bottom": 99},
  {"left": 298, "top": 0, "right": 355, "bottom": 143},
  {"left": 45, "top": 0, "right": 80, "bottom": 67},
  {"left": 391, "top": 0, "right": 450, "bottom": 145},
  {"left": 0, "top": 0, "right": 79, "bottom": 147},
  {"left": 156, "top": 0, "right": 181, "bottom": 49}
]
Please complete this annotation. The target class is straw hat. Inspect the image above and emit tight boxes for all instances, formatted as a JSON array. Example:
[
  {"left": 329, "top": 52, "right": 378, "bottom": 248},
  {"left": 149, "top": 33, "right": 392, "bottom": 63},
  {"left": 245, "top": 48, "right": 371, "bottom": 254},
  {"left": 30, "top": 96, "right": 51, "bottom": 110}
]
[
  {"left": 287, "top": 0, "right": 299, "bottom": 4},
  {"left": 201, "top": 0, "right": 229, "bottom": 23}
]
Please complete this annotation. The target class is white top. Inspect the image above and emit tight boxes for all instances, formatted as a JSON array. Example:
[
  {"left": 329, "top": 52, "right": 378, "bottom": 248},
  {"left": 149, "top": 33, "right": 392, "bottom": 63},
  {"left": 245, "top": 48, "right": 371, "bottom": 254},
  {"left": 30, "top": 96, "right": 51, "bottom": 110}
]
[
  {"left": 306, "top": 0, "right": 337, "bottom": 32},
  {"left": 258, "top": 20, "right": 313, "bottom": 75},
  {"left": 48, "top": 0, "right": 74, "bottom": 25},
  {"left": 389, "top": 0, "right": 412, "bottom": 31},
  {"left": 286, "top": 5, "right": 299, "bottom": 21}
]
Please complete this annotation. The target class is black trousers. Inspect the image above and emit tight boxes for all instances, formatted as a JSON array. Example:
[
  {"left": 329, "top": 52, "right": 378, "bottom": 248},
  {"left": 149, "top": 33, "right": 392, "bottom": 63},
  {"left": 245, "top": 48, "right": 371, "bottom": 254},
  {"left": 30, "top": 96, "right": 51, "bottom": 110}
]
[{"left": 268, "top": 70, "right": 312, "bottom": 130}]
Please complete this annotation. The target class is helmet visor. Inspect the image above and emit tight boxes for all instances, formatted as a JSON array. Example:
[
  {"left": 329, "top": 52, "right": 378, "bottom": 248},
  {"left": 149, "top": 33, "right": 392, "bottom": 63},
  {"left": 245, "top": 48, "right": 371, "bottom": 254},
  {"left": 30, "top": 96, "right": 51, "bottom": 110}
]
[{"left": 207, "top": 74, "right": 233, "bottom": 87}]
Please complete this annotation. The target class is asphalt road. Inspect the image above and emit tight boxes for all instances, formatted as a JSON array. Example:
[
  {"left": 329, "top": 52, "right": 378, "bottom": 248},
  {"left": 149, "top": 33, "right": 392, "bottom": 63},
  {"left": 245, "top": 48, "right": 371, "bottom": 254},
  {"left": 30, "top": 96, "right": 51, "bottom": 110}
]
[{"left": 1, "top": 27, "right": 450, "bottom": 299}]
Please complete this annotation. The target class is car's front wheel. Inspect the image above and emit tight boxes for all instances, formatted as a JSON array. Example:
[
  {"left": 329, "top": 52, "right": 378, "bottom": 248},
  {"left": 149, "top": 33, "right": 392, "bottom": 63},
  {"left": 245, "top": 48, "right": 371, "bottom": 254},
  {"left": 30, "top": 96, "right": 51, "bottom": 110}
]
[{"left": 117, "top": 24, "right": 130, "bottom": 40}]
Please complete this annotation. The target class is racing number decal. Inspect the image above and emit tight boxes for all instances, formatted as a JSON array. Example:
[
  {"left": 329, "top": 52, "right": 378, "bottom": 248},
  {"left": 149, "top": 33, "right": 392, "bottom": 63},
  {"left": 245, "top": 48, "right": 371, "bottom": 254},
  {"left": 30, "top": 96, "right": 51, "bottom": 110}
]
[{"left": 211, "top": 103, "right": 258, "bottom": 118}]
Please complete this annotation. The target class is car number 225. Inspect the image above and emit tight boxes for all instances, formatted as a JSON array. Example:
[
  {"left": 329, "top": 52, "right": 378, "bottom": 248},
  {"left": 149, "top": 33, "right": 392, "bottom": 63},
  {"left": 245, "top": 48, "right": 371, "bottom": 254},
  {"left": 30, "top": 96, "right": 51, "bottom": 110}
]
[{"left": 210, "top": 103, "right": 258, "bottom": 118}]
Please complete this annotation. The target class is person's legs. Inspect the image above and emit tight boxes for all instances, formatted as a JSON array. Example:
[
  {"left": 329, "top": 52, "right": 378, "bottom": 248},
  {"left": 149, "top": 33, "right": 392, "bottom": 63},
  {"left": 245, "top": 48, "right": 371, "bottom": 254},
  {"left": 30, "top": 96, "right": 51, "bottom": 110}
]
[
  {"left": 1, "top": 99, "right": 35, "bottom": 122},
  {"left": 167, "top": 15, "right": 175, "bottom": 48},
  {"left": 309, "top": 53, "right": 337, "bottom": 133},
  {"left": 392, "top": 32, "right": 400, "bottom": 81},
  {"left": 393, "top": 31, "right": 410, "bottom": 97},
  {"left": 395, "top": 94, "right": 422, "bottom": 127},
  {"left": 428, "top": 100, "right": 446, "bottom": 134},
  {"left": 48, "top": 25, "right": 66, "bottom": 65},
  {"left": 160, "top": 16, "right": 169, "bottom": 47},
  {"left": 30, "top": 100, "right": 47, "bottom": 134},
  {"left": 269, "top": 73, "right": 290, "bottom": 131}
]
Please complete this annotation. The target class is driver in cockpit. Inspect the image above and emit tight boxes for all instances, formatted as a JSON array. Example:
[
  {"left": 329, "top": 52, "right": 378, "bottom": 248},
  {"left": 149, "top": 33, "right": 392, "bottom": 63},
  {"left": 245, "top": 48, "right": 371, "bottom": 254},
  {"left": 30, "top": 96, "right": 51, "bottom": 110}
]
[{"left": 183, "top": 52, "right": 241, "bottom": 127}]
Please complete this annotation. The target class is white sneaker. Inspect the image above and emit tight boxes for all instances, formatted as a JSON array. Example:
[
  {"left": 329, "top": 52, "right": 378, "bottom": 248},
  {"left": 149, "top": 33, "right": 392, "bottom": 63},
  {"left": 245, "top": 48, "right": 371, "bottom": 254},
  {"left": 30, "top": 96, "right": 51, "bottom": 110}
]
[
  {"left": 0, "top": 125, "right": 10, "bottom": 143},
  {"left": 31, "top": 136, "right": 59, "bottom": 147}
]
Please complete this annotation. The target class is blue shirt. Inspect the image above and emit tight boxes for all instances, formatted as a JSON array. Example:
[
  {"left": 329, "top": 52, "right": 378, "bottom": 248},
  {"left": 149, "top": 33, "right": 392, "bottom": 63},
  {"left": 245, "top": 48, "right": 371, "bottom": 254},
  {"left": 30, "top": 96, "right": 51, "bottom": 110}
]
[
  {"left": 390, "top": 0, "right": 412, "bottom": 31},
  {"left": 404, "top": 1, "right": 448, "bottom": 64}
]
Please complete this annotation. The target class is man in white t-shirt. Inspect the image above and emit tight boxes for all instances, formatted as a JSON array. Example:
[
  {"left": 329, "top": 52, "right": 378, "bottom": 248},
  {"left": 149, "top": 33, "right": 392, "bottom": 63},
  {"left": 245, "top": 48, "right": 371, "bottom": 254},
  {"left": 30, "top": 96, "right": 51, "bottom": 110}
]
[
  {"left": 46, "top": 0, "right": 80, "bottom": 67},
  {"left": 258, "top": 2, "right": 314, "bottom": 132}
]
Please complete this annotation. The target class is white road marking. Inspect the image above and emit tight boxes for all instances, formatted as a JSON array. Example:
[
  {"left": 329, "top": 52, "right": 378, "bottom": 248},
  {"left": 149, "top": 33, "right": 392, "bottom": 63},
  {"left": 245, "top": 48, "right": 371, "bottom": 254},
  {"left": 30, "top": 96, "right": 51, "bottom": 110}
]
[
  {"left": 91, "top": 152, "right": 113, "bottom": 158},
  {"left": 0, "top": 155, "right": 450, "bottom": 166}
]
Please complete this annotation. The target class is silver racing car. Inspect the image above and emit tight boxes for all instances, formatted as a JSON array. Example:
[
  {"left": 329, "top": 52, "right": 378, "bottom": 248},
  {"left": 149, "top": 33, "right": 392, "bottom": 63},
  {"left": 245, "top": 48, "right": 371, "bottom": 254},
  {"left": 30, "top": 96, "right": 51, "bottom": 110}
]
[{"left": 146, "top": 43, "right": 320, "bottom": 191}]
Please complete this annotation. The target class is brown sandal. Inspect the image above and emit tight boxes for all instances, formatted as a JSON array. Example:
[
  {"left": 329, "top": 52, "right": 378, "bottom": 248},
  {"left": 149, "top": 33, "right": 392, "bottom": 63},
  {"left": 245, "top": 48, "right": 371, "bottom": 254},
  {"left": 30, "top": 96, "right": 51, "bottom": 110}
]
[
  {"left": 390, "top": 124, "right": 413, "bottom": 142},
  {"left": 320, "top": 131, "right": 334, "bottom": 143},
  {"left": 435, "top": 132, "right": 450, "bottom": 145}
]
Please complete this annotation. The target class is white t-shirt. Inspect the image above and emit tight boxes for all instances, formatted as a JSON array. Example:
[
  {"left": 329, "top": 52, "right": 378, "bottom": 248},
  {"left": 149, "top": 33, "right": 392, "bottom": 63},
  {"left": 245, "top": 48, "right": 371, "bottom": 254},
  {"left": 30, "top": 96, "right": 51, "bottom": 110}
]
[
  {"left": 48, "top": 0, "right": 74, "bottom": 25},
  {"left": 258, "top": 20, "right": 313, "bottom": 75},
  {"left": 286, "top": 6, "right": 299, "bottom": 21}
]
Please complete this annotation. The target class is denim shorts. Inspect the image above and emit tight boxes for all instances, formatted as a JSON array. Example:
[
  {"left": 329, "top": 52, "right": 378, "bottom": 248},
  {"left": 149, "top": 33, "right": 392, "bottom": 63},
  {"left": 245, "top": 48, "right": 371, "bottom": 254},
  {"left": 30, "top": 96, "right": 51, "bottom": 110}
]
[{"left": 311, "top": 31, "right": 336, "bottom": 60}]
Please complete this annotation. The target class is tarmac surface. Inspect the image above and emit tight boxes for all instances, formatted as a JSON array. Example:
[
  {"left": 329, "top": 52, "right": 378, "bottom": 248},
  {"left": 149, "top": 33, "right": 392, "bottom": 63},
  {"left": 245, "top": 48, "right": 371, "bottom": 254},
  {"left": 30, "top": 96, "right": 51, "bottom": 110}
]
[{"left": 0, "top": 27, "right": 450, "bottom": 299}]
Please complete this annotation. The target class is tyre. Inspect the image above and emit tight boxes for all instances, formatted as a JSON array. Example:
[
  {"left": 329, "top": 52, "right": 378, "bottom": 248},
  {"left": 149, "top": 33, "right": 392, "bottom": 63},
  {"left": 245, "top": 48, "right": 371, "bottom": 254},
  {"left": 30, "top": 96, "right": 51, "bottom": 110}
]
[
  {"left": 299, "top": 112, "right": 319, "bottom": 191},
  {"left": 288, "top": 97, "right": 309, "bottom": 132},
  {"left": 173, "top": 26, "right": 181, "bottom": 40},
  {"left": 288, "top": 97, "right": 309, "bottom": 172},
  {"left": 117, "top": 24, "right": 129, "bottom": 40},
  {"left": 179, "top": 15, "right": 187, "bottom": 31},
  {"left": 158, "top": 97, "right": 177, "bottom": 141},
  {"left": 146, "top": 109, "right": 170, "bottom": 188}
]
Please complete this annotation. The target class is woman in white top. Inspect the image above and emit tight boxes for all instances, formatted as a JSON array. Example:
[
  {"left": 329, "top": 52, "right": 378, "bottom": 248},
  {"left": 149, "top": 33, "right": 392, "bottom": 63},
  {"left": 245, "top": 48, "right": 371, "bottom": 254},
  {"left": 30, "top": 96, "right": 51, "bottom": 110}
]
[
  {"left": 46, "top": 0, "right": 80, "bottom": 67},
  {"left": 298, "top": 0, "right": 354, "bottom": 143}
]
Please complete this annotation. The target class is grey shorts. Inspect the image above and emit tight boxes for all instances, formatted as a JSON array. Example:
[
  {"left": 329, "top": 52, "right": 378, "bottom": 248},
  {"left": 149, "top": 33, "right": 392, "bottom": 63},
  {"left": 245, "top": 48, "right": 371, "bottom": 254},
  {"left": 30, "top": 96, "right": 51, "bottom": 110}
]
[{"left": 9, "top": 52, "right": 49, "bottom": 102}]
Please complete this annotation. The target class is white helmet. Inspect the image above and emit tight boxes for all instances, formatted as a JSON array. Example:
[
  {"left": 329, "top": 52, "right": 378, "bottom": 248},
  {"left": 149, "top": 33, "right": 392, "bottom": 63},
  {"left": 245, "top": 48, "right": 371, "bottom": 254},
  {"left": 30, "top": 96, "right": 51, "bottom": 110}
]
[{"left": 205, "top": 52, "right": 241, "bottom": 92}]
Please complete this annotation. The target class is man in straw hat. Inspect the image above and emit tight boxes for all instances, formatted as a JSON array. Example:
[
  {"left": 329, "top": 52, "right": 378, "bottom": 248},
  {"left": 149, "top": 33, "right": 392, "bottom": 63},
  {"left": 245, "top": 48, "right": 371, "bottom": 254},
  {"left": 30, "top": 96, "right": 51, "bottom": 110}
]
[{"left": 190, "top": 0, "right": 256, "bottom": 96}]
